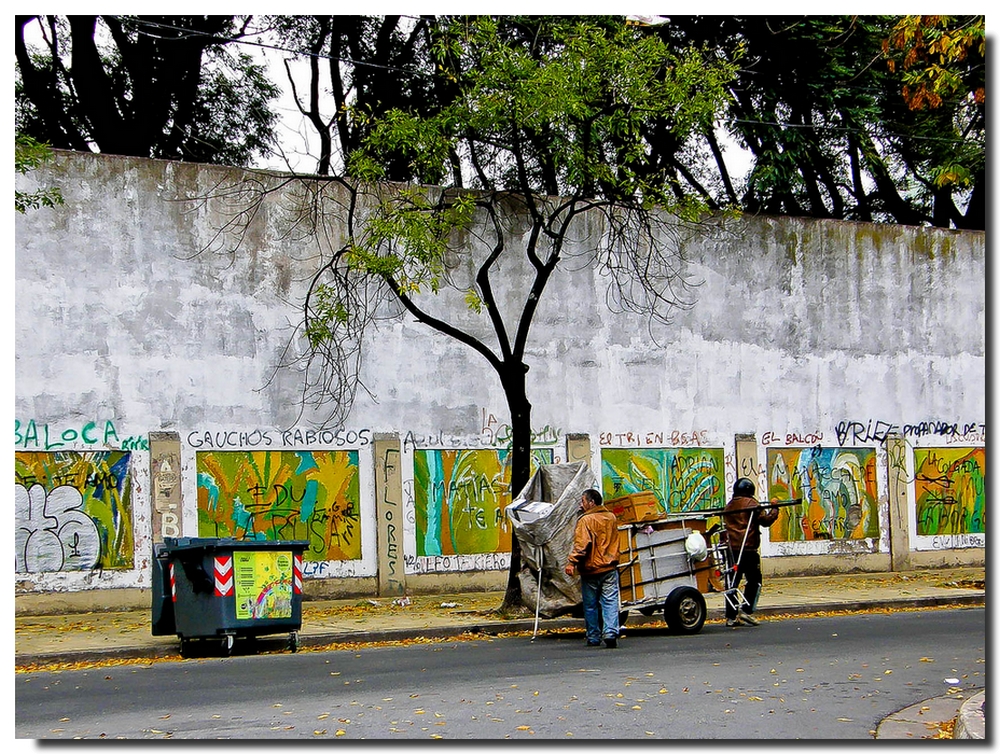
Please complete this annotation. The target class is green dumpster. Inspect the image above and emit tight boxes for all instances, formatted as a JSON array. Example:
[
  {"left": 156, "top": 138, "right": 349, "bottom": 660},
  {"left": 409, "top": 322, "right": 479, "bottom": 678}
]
[{"left": 154, "top": 537, "right": 309, "bottom": 656}]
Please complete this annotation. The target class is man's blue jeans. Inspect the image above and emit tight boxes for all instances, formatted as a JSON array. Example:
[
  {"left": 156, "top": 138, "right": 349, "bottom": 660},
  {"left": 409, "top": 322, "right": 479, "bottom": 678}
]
[{"left": 581, "top": 569, "right": 620, "bottom": 643}]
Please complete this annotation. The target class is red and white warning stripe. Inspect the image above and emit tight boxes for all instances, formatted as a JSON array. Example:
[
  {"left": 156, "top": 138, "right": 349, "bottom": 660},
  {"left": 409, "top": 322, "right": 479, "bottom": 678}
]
[
  {"left": 293, "top": 553, "right": 303, "bottom": 594},
  {"left": 214, "top": 555, "right": 234, "bottom": 596},
  {"left": 170, "top": 562, "right": 176, "bottom": 602}
]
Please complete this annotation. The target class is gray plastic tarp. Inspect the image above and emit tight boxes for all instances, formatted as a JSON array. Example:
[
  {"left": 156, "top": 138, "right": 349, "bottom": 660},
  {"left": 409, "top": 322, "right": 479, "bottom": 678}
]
[{"left": 506, "top": 462, "right": 599, "bottom": 618}]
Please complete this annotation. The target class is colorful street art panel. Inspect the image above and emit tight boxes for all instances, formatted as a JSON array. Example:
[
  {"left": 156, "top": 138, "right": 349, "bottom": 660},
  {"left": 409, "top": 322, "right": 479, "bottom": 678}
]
[
  {"left": 913, "top": 447, "right": 985, "bottom": 536},
  {"left": 197, "top": 450, "right": 361, "bottom": 561},
  {"left": 600, "top": 447, "right": 726, "bottom": 516},
  {"left": 14, "top": 451, "right": 135, "bottom": 572},
  {"left": 766, "top": 447, "right": 879, "bottom": 542},
  {"left": 413, "top": 448, "right": 553, "bottom": 557}
]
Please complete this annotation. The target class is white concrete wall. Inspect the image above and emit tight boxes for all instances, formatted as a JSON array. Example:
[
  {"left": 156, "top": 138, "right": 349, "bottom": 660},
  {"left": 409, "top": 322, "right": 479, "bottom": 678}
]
[{"left": 14, "top": 151, "right": 985, "bottom": 596}]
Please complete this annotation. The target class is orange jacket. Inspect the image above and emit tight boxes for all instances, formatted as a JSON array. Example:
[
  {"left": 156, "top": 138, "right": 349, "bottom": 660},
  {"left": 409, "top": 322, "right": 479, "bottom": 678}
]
[
  {"left": 568, "top": 505, "right": 620, "bottom": 576},
  {"left": 723, "top": 496, "right": 779, "bottom": 552}
]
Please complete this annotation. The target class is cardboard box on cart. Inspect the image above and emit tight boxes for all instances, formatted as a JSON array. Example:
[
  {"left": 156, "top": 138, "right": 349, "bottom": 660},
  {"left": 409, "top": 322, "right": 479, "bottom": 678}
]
[{"left": 606, "top": 492, "right": 662, "bottom": 524}]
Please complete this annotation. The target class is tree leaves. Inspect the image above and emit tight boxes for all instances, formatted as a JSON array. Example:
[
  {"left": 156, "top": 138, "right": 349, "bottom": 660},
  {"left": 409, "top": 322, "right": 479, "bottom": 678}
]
[
  {"left": 14, "top": 135, "right": 63, "bottom": 214},
  {"left": 15, "top": 16, "right": 281, "bottom": 167},
  {"left": 351, "top": 15, "right": 737, "bottom": 210}
]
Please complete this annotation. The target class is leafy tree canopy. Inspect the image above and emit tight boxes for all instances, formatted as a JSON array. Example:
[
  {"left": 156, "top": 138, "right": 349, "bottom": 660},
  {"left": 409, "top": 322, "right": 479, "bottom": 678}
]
[
  {"left": 661, "top": 15, "right": 984, "bottom": 229},
  {"left": 341, "top": 16, "right": 737, "bottom": 299},
  {"left": 15, "top": 15, "right": 281, "bottom": 166}
]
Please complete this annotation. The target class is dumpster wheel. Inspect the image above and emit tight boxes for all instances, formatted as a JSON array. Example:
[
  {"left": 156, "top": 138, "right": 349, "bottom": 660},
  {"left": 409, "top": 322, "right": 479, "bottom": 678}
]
[
  {"left": 221, "top": 633, "right": 235, "bottom": 656},
  {"left": 288, "top": 631, "right": 299, "bottom": 653}
]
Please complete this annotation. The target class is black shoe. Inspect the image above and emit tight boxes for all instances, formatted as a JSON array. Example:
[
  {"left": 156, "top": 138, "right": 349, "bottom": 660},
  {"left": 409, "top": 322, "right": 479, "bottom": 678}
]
[
  {"left": 604, "top": 637, "right": 617, "bottom": 649},
  {"left": 586, "top": 640, "right": 601, "bottom": 647}
]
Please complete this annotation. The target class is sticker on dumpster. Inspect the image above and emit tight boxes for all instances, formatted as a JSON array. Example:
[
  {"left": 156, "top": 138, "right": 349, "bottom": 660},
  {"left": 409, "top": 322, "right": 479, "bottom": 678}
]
[
  {"left": 234, "top": 550, "right": 294, "bottom": 620},
  {"left": 214, "top": 556, "right": 234, "bottom": 596}
]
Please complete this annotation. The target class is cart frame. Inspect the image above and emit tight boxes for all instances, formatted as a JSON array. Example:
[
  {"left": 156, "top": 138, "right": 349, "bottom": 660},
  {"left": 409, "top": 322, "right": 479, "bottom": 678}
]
[
  {"left": 616, "top": 499, "right": 802, "bottom": 633},
  {"left": 616, "top": 516, "right": 718, "bottom": 634}
]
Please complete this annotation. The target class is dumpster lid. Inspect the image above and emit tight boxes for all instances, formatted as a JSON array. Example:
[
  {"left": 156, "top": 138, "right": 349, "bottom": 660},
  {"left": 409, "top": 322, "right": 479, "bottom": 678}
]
[{"left": 162, "top": 537, "right": 310, "bottom": 553}]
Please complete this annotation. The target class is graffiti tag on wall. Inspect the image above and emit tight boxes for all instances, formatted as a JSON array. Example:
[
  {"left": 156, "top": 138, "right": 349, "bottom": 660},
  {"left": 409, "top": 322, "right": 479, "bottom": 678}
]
[
  {"left": 835, "top": 418, "right": 984, "bottom": 446},
  {"left": 766, "top": 447, "right": 879, "bottom": 541},
  {"left": 413, "top": 448, "right": 553, "bottom": 557},
  {"left": 196, "top": 450, "right": 362, "bottom": 561},
  {"left": 15, "top": 419, "right": 148, "bottom": 451},
  {"left": 913, "top": 447, "right": 985, "bottom": 536},
  {"left": 600, "top": 447, "right": 726, "bottom": 515},
  {"left": 14, "top": 451, "right": 134, "bottom": 572}
]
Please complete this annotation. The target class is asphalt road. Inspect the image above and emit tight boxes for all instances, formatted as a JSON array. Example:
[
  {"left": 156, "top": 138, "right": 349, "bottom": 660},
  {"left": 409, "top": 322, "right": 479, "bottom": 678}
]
[{"left": 15, "top": 606, "right": 985, "bottom": 740}]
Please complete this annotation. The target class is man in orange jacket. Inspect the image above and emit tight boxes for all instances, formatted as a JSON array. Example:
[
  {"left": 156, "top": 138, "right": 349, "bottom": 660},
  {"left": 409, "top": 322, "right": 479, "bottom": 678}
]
[
  {"left": 723, "top": 477, "right": 779, "bottom": 627},
  {"left": 564, "top": 488, "right": 621, "bottom": 648}
]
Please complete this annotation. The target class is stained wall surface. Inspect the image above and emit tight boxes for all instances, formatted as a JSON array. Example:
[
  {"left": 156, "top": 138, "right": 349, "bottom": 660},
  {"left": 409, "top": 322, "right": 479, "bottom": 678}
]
[{"left": 14, "top": 151, "right": 985, "bottom": 597}]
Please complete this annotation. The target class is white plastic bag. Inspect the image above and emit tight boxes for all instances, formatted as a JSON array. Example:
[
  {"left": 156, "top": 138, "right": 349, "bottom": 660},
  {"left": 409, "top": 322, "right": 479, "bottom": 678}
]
[{"left": 685, "top": 531, "right": 709, "bottom": 562}]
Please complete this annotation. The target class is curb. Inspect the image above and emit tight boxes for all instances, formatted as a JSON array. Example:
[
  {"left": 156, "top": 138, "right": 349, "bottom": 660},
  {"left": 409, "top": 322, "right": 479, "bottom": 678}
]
[
  {"left": 954, "top": 691, "right": 986, "bottom": 740},
  {"left": 14, "top": 594, "right": 984, "bottom": 669}
]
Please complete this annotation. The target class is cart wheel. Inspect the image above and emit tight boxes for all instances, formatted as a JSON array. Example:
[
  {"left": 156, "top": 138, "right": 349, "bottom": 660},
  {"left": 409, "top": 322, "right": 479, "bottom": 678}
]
[
  {"left": 222, "top": 634, "right": 234, "bottom": 656},
  {"left": 288, "top": 631, "right": 299, "bottom": 653},
  {"left": 664, "top": 587, "right": 706, "bottom": 634}
]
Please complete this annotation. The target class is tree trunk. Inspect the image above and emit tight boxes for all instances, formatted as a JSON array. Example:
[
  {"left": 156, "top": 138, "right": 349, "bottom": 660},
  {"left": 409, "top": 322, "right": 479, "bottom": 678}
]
[{"left": 499, "top": 365, "right": 532, "bottom": 611}]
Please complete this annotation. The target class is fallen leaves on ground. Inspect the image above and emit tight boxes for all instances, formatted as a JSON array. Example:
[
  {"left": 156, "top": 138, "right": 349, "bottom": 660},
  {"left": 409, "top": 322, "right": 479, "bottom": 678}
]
[
  {"left": 924, "top": 718, "right": 956, "bottom": 739},
  {"left": 15, "top": 600, "right": 982, "bottom": 674}
]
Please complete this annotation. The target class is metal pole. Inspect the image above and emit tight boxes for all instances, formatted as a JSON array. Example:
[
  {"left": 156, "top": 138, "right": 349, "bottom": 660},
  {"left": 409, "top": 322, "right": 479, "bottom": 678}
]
[{"left": 531, "top": 549, "right": 543, "bottom": 642}]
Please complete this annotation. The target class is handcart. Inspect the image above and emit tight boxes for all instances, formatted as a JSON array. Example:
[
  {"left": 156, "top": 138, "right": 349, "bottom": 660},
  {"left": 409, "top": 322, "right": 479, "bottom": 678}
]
[
  {"left": 615, "top": 514, "right": 713, "bottom": 634},
  {"left": 507, "top": 468, "right": 797, "bottom": 640},
  {"left": 507, "top": 475, "right": 717, "bottom": 637},
  {"left": 611, "top": 494, "right": 802, "bottom": 633}
]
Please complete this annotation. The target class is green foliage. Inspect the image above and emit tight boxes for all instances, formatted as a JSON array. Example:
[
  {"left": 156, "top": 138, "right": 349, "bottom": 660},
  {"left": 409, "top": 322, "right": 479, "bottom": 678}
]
[
  {"left": 351, "top": 16, "right": 735, "bottom": 210},
  {"left": 304, "top": 284, "right": 349, "bottom": 348},
  {"left": 180, "top": 48, "right": 281, "bottom": 166},
  {"left": 348, "top": 188, "right": 476, "bottom": 296},
  {"left": 15, "top": 15, "right": 280, "bottom": 167},
  {"left": 15, "top": 134, "right": 63, "bottom": 213},
  {"left": 667, "top": 15, "right": 984, "bottom": 228},
  {"left": 342, "top": 15, "right": 736, "bottom": 307}
]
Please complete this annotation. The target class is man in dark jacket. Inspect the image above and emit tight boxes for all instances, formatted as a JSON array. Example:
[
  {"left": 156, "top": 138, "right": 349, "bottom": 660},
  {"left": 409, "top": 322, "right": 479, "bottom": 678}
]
[
  {"left": 564, "top": 488, "right": 621, "bottom": 648},
  {"left": 723, "top": 477, "right": 778, "bottom": 627}
]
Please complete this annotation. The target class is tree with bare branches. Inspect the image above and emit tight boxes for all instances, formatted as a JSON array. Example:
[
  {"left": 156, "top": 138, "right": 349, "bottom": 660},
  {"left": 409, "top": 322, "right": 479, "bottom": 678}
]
[{"left": 203, "top": 16, "right": 736, "bottom": 608}]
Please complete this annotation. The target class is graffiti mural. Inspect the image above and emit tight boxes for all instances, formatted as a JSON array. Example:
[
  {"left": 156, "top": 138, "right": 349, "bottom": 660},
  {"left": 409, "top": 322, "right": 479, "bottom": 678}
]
[
  {"left": 766, "top": 447, "right": 879, "bottom": 541},
  {"left": 14, "top": 451, "right": 134, "bottom": 572},
  {"left": 600, "top": 447, "right": 726, "bottom": 515},
  {"left": 413, "top": 448, "right": 553, "bottom": 557},
  {"left": 913, "top": 447, "right": 985, "bottom": 536},
  {"left": 197, "top": 450, "right": 361, "bottom": 561}
]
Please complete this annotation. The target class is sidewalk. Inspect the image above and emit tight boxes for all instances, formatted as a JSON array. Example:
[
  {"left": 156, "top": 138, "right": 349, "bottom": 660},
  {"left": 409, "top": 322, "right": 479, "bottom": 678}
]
[{"left": 15, "top": 566, "right": 985, "bottom": 739}]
